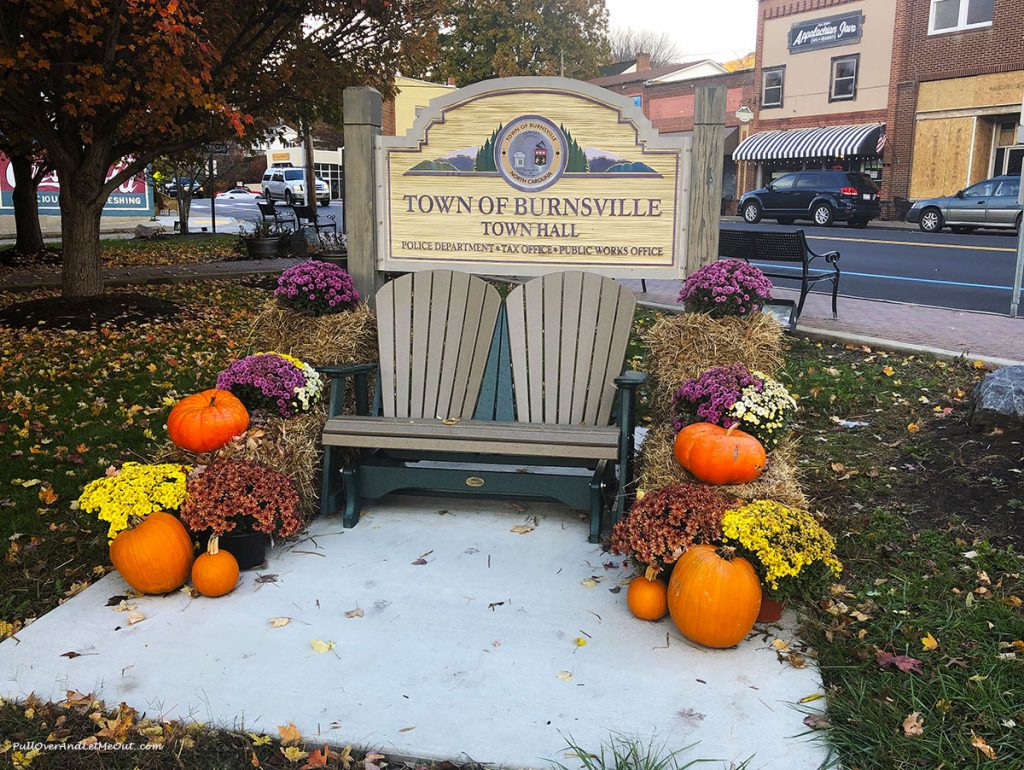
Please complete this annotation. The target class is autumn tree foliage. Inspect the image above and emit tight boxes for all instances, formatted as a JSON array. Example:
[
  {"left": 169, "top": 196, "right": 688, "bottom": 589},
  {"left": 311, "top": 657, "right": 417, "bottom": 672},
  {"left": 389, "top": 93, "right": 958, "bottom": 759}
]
[
  {"left": 0, "top": 0, "right": 436, "bottom": 297},
  {"left": 434, "top": 0, "right": 610, "bottom": 85}
]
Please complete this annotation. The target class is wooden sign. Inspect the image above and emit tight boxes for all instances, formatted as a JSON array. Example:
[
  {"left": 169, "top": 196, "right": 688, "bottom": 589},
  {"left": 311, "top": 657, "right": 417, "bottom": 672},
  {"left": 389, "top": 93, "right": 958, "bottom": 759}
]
[{"left": 378, "top": 77, "right": 690, "bottom": 278}]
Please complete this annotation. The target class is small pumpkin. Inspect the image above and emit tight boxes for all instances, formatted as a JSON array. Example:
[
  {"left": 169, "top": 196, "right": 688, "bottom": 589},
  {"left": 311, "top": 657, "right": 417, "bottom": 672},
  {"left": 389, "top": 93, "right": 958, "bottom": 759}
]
[
  {"left": 191, "top": 536, "right": 240, "bottom": 598},
  {"left": 673, "top": 422, "right": 766, "bottom": 486},
  {"left": 627, "top": 568, "right": 668, "bottom": 621},
  {"left": 109, "top": 511, "right": 194, "bottom": 594},
  {"left": 167, "top": 389, "right": 249, "bottom": 454},
  {"left": 667, "top": 544, "right": 762, "bottom": 648}
]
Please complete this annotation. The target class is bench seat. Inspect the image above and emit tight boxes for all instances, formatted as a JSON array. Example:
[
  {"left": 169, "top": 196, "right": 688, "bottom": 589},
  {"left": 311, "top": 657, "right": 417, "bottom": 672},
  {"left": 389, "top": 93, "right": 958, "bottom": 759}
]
[{"left": 323, "top": 417, "right": 620, "bottom": 460}]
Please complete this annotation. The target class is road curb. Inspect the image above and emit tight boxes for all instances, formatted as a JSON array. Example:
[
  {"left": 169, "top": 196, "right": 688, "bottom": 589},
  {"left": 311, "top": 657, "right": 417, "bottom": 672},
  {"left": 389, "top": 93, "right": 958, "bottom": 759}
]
[{"left": 637, "top": 300, "right": 1023, "bottom": 368}]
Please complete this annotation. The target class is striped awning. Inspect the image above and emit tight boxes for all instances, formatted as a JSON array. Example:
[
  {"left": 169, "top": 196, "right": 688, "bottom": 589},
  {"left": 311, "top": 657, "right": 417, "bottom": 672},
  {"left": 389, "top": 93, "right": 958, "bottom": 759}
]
[{"left": 733, "top": 123, "right": 884, "bottom": 162}]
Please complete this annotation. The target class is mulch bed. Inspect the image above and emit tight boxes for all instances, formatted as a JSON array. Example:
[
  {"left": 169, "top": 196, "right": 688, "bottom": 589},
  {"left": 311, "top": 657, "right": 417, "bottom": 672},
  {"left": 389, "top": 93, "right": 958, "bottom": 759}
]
[{"left": 0, "top": 292, "right": 181, "bottom": 330}]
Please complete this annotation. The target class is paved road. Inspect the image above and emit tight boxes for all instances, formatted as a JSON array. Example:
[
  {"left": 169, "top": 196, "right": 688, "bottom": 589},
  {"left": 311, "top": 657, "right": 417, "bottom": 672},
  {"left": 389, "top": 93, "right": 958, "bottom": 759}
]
[
  {"left": 190, "top": 199, "right": 1021, "bottom": 315},
  {"left": 726, "top": 221, "right": 1022, "bottom": 316}
]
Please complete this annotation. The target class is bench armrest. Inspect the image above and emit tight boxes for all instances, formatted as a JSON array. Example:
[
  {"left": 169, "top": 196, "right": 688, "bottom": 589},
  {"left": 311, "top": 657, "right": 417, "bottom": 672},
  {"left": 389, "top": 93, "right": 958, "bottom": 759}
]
[
  {"left": 317, "top": 363, "right": 377, "bottom": 417},
  {"left": 807, "top": 247, "right": 841, "bottom": 264},
  {"left": 615, "top": 370, "right": 648, "bottom": 390}
]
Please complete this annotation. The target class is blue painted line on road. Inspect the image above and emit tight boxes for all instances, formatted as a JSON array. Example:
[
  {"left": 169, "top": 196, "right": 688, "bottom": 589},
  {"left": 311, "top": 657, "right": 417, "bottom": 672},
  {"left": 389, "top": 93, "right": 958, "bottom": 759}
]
[{"left": 750, "top": 262, "right": 1013, "bottom": 291}]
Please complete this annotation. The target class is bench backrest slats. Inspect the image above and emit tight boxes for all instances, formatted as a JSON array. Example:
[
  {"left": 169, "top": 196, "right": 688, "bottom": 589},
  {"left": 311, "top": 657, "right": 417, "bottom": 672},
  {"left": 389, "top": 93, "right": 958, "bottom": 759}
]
[
  {"left": 720, "top": 228, "right": 808, "bottom": 265},
  {"left": 375, "top": 270, "right": 501, "bottom": 420},
  {"left": 506, "top": 271, "right": 635, "bottom": 425}
]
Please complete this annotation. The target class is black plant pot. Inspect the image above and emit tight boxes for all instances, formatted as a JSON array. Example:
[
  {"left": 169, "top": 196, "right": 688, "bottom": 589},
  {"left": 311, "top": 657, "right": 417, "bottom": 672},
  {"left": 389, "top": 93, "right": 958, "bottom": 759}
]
[
  {"left": 196, "top": 530, "right": 268, "bottom": 570},
  {"left": 245, "top": 237, "right": 281, "bottom": 260},
  {"left": 319, "top": 252, "right": 348, "bottom": 270}
]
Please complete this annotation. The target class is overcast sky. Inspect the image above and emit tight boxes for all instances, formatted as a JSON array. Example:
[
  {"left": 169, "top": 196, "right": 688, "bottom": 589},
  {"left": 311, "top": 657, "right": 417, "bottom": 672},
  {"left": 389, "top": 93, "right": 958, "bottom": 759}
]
[{"left": 604, "top": 0, "right": 759, "bottom": 63}]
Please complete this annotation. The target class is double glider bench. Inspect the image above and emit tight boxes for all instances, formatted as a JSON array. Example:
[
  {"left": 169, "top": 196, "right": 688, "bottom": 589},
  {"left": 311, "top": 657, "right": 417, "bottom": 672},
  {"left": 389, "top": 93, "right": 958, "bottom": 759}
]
[
  {"left": 719, "top": 227, "right": 841, "bottom": 330},
  {"left": 319, "top": 270, "right": 645, "bottom": 542}
]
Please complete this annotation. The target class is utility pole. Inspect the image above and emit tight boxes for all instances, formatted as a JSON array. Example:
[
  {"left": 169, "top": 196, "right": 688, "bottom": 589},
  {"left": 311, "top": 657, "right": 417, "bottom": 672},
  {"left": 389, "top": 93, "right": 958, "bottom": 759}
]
[
  {"left": 208, "top": 151, "right": 216, "bottom": 234},
  {"left": 1011, "top": 92, "right": 1024, "bottom": 317}
]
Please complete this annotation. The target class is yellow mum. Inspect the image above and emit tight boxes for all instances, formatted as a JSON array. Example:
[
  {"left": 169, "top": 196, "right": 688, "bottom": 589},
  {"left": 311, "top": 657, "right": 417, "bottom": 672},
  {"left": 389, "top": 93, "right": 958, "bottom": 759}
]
[
  {"left": 78, "top": 462, "right": 191, "bottom": 540},
  {"left": 721, "top": 500, "right": 842, "bottom": 591}
]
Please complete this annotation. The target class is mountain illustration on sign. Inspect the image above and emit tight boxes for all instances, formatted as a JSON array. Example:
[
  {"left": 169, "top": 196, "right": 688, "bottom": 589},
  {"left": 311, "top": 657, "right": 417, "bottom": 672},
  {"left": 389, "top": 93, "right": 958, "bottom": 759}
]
[{"left": 406, "top": 122, "right": 658, "bottom": 177}]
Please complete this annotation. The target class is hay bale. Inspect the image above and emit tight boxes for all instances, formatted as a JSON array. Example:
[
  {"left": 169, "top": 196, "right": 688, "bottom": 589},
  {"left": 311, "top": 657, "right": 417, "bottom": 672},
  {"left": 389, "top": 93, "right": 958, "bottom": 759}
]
[
  {"left": 636, "top": 425, "right": 807, "bottom": 509},
  {"left": 643, "top": 312, "right": 783, "bottom": 423},
  {"left": 154, "top": 403, "right": 328, "bottom": 516},
  {"left": 247, "top": 301, "right": 377, "bottom": 367}
]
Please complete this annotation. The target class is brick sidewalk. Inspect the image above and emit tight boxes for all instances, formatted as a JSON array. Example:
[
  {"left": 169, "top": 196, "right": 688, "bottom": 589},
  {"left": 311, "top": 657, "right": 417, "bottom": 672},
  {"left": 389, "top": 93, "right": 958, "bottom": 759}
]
[
  {"left": 624, "top": 279, "right": 1024, "bottom": 365},
  {"left": 0, "top": 257, "right": 302, "bottom": 292}
]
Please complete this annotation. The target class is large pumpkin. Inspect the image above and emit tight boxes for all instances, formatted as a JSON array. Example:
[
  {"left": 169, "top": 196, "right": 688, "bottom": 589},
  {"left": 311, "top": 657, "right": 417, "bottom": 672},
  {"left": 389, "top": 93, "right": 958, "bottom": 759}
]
[
  {"left": 191, "top": 536, "right": 240, "bottom": 598},
  {"left": 673, "top": 423, "right": 766, "bottom": 486},
  {"left": 627, "top": 572, "right": 668, "bottom": 621},
  {"left": 166, "top": 389, "right": 249, "bottom": 454},
  {"left": 109, "top": 511, "right": 194, "bottom": 594},
  {"left": 667, "top": 544, "right": 761, "bottom": 648}
]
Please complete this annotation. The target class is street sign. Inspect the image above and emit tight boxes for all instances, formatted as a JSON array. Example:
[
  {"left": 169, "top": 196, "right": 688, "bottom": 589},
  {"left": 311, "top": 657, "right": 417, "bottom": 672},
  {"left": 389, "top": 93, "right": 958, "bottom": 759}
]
[{"left": 204, "top": 142, "right": 229, "bottom": 155}]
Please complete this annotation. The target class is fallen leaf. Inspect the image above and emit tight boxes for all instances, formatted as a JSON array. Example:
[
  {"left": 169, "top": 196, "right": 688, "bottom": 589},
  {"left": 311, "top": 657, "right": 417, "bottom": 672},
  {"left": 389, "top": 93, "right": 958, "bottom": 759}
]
[
  {"left": 971, "top": 733, "right": 997, "bottom": 760},
  {"left": 278, "top": 722, "right": 302, "bottom": 746},
  {"left": 248, "top": 733, "right": 272, "bottom": 746},
  {"left": 60, "top": 651, "right": 94, "bottom": 659},
  {"left": 398, "top": 726, "right": 415, "bottom": 733},
  {"left": 282, "top": 746, "right": 308, "bottom": 762},
  {"left": 556, "top": 670, "right": 573, "bottom": 681},
  {"left": 907, "top": 422, "right": 920, "bottom": 433},
  {"left": 269, "top": 617, "right": 291, "bottom": 628},
  {"left": 344, "top": 609, "right": 364, "bottom": 619},
  {"left": 255, "top": 574, "right": 278, "bottom": 584},
  {"left": 876, "top": 651, "right": 923, "bottom": 674},
  {"left": 38, "top": 485, "right": 58, "bottom": 505},
  {"left": 581, "top": 578, "right": 597, "bottom": 588},
  {"left": 310, "top": 639, "right": 336, "bottom": 654},
  {"left": 302, "top": 746, "right": 330, "bottom": 768},
  {"left": 803, "top": 714, "right": 831, "bottom": 730},
  {"left": 771, "top": 638, "right": 791, "bottom": 652},
  {"left": 903, "top": 711, "right": 924, "bottom": 737},
  {"left": 574, "top": 637, "right": 587, "bottom": 647},
  {"left": 510, "top": 525, "right": 535, "bottom": 534},
  {"left": 799, "top": 693, "right": 825, "bottom": 703},
  {"left": 882, "top": 366, "right": 895, "bottom": 377},
  {"left": 125, "top": 611, "right": 145, "bottom": 626},
  {"left": 921, "top": 632, "right": 938, "bottom": 651}
]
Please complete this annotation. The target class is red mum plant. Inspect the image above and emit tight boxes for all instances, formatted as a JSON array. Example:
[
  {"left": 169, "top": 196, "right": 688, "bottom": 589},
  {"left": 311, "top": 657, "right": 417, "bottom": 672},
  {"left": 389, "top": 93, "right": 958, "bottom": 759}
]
[
  {"left": 180, "top": 460, "right": 302, "bottom": 539},
  {"left": 610, "top": 484, "right": 734, "bottom": 574}
]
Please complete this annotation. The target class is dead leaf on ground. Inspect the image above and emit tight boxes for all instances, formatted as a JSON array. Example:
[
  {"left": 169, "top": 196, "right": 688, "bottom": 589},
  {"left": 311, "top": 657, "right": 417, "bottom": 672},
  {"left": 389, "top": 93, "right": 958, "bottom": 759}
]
[
  {"left": 876, "top": 651, "right": 923, "bottom": 674},
  {"left": 269, "top": 617, "right": 292, "bottom": 628},
  {"left": 125, "top": 611, "right": 145, "bottom": 626},
  {"left": 803, "top": 714, "right": 831, "bottom": 730},
  {"left": 278, "top": 722, "right": 302, "bottom": 746},
  {"left": 344, "top": 608, "right": 364, "bottom": 619},
  {"left": 971, "top": 733, "right": 997, "bottom": 760},
  {"left": 255, "top": 574, "right": 279, "bottom": 584},
  {"left": 510, "top": 524, "right": 535, "bottom": 534},
  {"left": 310, "top": 639, "right": 336, "bottom": 654},
  {"left": 581, "top": 578, "right": 598, "bottom": 588},
  {"left": 556, "top": 670, "right": 573, "bottom": 681},
  {"left": 903, "top": 711, "right": 924, "bottom": 737}
]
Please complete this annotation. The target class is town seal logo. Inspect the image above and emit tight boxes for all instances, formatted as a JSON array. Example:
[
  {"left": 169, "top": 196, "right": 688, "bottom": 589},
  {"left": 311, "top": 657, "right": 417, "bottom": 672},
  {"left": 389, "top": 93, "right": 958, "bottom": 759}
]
[{"left": 495, "top": 115, "right": 567, "bottom": 192}]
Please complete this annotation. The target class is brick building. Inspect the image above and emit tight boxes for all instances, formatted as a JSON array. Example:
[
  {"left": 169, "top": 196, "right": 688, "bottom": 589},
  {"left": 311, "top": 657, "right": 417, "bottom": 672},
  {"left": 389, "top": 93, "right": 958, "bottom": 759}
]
[
  {"left": 887, "top": 0, "right": 1024, "bottom": 208},
  {"left": 592, "top": 58, "right": 756, "bottom": 203},
  {"left": 735, "top": 0, "right": 895, "bottom": 200}
]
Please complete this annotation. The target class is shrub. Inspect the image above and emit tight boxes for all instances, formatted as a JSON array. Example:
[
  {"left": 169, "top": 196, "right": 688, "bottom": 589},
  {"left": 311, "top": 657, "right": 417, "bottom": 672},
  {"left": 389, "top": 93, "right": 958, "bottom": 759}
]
[
  {"left": 215, "top": 352, "right": 323, "bottom": 418},
  {"left": 610, "top": 484, "right": 733, "bottom": 572},
  {"left": 180, "top": 460, "right": 302, "bottom": 538},
  {"left": 677, "top": 258, "right": 772, "bottom": 317},
  {"left": 275, "top": 259, "right": 359, "bottom": 316}
]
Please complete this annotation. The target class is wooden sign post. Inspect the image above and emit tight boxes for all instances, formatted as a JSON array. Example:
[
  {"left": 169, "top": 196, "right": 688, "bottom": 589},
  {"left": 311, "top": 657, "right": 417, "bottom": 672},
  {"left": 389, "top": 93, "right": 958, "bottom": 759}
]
[
  {"left": 343, "top": 86, "right": 385, "bottom": 306},
  {"left": 686, "top": 86, "right": 727, "bottom": 276}
]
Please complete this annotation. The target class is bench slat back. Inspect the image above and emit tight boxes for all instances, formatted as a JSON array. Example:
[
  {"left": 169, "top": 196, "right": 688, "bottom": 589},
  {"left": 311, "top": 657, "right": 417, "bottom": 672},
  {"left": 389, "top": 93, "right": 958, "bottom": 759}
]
[
  {"left": 505, "top": 271, "right": 635, "bottom": 426},
  {"left": 375, "top": 270, "right": 502, "bottom": 420},
  {"left": 720, "top": 228, "right": 808, "bottom": 264}
]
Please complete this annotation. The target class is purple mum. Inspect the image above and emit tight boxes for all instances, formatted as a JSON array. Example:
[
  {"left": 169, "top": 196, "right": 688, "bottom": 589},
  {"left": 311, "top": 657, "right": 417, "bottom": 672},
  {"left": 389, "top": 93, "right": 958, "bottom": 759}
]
[
  {"left": 216, "top": 353, "right": 308, "bottom": 418},
  {"left": 678, "top": 259, "right": 772, "bottom": 318},
  {"left": 275, "top": 259, "right": 359, "bottom": 316},
  {"left": 672, "top": 365, "right": 763, "bottom": 430}
]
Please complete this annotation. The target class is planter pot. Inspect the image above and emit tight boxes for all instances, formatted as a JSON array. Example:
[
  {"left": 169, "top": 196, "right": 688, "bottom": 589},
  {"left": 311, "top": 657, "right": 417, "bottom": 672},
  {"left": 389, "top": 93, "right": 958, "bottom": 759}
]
[
  {"left": 318, "top": 252, "right": 347, "bottom": 270},
  {"left": 757, "top": 595, "right": 787, "bottom": 623},
  {"left": 196, "top": 531, "right": 268, "bottom": 571},
  {"left": 245, "top": 237, "right": 282, "bottom": 260}
]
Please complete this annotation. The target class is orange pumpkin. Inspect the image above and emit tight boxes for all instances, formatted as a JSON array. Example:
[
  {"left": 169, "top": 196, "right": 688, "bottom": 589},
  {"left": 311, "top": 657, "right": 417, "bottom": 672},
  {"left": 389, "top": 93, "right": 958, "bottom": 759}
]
[
  {"left": 673, "top": 423, "right": 766, "bottom": 485},
  {"left": 667, "top": 544, "right": 762, "bottom": 648},
  {"left": 166, "top": 389, "right": 249, "bottom": 454},
  {"left": 109, "top": 512, "right": 194, "bottom": 594},
  {"left": 627, "top": 573, "right": 668, "bottom": 621},
  {"left": 191, "top": 536, "right": 239, "bottom": 598}
]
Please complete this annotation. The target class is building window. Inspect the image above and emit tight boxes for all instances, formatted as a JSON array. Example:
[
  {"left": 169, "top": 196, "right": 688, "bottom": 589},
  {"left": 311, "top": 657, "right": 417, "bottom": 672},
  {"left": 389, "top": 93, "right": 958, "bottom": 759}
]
[
  {"left": 929, "top": 0, "right": 994, "bottom": 34},
  {"left": 829, "top": 55, "right": 859, "bottom": 102},
  {"left": 762, "top": 67, "right": 785, "bottom": 109}
]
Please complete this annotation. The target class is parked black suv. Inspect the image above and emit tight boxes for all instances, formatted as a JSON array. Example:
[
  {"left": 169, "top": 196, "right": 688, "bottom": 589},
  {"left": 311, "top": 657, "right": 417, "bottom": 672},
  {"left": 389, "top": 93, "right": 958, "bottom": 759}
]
[{"left": 739, "top": 170, "right": 881, "bottom": 227}]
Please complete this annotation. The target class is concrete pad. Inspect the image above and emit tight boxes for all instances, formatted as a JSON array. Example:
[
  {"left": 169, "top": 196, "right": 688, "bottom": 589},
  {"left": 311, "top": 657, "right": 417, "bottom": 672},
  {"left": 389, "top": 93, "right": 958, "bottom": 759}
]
[{"left": 0, "top": 498, "right": 830, "bottom": 769}]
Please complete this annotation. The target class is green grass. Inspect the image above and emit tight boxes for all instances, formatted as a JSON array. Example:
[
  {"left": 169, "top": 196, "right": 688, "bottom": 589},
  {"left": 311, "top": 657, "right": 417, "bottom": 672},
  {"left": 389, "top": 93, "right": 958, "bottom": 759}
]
[{"left": 1, "top": 234, "right": 240, "bottom": 269}]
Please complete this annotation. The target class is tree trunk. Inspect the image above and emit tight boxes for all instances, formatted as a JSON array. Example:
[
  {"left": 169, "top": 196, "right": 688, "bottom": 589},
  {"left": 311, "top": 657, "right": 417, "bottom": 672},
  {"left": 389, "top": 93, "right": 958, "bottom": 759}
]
[
  {"left": 10, "top": 153, "right": 44, "bottom": 254},
  {"left": 177, "top": 191, "right": 192, "bottom": 234},
  {"left": 59, "top": 175, "right": 106, "bottom": 298},
  {"left": 303, "top": 125, "right": 318, "bottom": 224}
]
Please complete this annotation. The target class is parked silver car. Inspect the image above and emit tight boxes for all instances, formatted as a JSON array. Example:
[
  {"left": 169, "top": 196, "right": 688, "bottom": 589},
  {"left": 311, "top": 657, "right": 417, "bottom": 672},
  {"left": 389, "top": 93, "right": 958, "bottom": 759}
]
[
  {"left": 261, "top": 167, "right": 330, "bottom": 207},
  {"left": 906, "top": 175, "right": 1021, "bottom": 234}
]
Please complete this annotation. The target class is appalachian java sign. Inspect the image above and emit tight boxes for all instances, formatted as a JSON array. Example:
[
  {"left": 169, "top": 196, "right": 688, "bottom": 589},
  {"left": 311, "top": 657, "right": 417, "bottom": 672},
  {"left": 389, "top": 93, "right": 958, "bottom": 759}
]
[
  {"left": 378, "top": 78, "right": 690, "bottom": 278},
  {"left": 788, "top": 11, "right": 864, "bottom": 53}
]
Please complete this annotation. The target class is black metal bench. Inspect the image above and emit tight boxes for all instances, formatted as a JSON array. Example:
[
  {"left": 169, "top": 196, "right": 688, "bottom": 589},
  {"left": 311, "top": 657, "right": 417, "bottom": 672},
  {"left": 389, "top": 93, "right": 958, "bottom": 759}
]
[
  {"left": 719, "top": 228, "right": 841, "bottom": 326},
  {"left": 294, "top": 205, "right": 338, "bottom": 235},
  {"left": 258, "top": 201, "right": 295, "bottom": 229}
]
